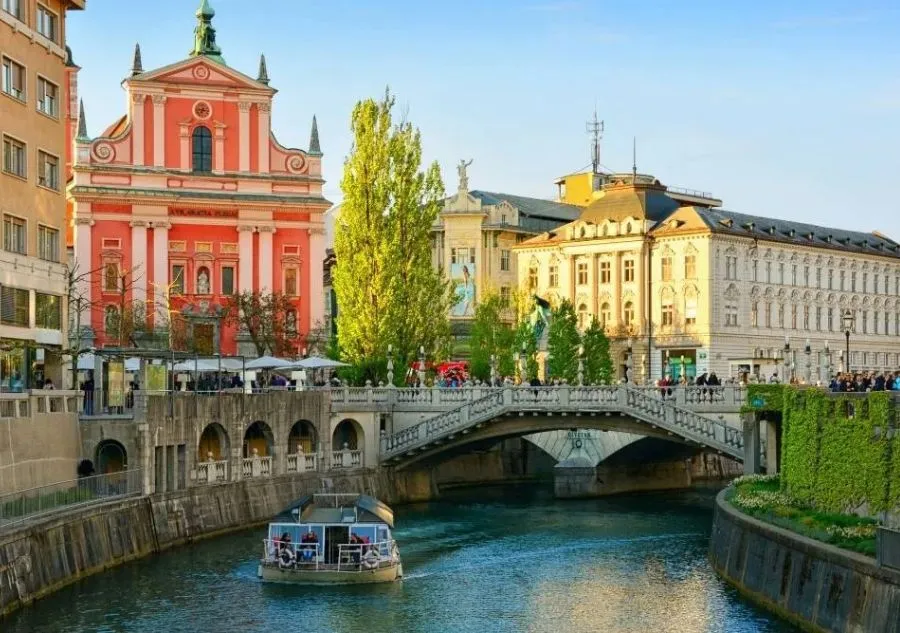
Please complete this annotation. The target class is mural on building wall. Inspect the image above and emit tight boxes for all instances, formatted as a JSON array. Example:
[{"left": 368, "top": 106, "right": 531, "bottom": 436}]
[{"left": 450, "top": 263, "right": 476, "bottom": 317}]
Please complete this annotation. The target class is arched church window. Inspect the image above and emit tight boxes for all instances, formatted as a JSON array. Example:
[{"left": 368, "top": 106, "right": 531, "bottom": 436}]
[{"left": 192, "top": 126, "right": 212, "bottom": 173}]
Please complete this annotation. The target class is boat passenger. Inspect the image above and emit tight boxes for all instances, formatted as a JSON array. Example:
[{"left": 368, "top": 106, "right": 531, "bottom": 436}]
[
  {"left": 278, "top": 533, "right": 295, "bottom": 568},
  {"left": 300, "top": 530, "right": 318, "bottom": 563}
]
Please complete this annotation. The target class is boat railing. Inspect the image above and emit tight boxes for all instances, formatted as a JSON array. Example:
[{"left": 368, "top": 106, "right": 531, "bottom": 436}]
[
  {"left": 262, "top": 539, "right": 324, "bottom": 570},
  {"left": 336, "top": 540, "right": 397, "bottom": 572},
  {"left": 261, "top": 538, "right": 397, "bottom": 573}
]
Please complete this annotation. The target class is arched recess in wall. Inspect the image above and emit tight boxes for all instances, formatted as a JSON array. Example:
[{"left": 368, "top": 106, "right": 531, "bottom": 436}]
[
  {"left": 288, "top": 420, "right": 317, "bottom": 454},
  {"left": 95, "top": 439, "right": 127, "bottom": 474},
  {"left": 198, "top": 422, "right": 230, "bottom": 461},
  {"left": 333, "top": 418, "right": 364, "bottom": 451},
  {"left": 244, "top": 421, "right": 274, "bottom": 458}
]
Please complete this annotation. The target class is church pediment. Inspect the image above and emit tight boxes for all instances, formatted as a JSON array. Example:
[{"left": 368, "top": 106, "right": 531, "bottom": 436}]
[{"left": 130, "top": 58, "right": 273, "bottom": 94}]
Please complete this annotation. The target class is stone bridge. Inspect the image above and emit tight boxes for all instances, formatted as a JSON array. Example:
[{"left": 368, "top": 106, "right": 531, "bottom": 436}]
[
  {"left": 328, "top": 385, "right": 747, "bottom": 468},
  {"left": 368, "top": 386, "right": 746, "bottom": 470}
]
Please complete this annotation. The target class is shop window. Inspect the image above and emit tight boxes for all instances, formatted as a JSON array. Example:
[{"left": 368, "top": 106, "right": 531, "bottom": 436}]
[
  {"left": 35, "top": 293, "right": 60, "bottom": 329},
  {"left": 0, "top": 286, "right": 30, "bottom": 327}
]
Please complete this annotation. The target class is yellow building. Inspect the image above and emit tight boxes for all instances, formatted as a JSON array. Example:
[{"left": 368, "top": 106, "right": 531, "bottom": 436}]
[
  {"left": 0, "top": 0, "right": 84, "bottom": 389},
  {"left": 516, "top": 172, "right": 900, "bottom": 384},
  {"left": 432, "top": 160, "right": 581, "bottom": 330}
]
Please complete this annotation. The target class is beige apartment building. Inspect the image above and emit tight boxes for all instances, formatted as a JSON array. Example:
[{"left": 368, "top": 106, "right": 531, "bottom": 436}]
[
  {"left": 1, "top": 0, "right": 84, "bottom": 390},
  {"left": 515, "top": 172, "right": 900, "bottom": 383}
]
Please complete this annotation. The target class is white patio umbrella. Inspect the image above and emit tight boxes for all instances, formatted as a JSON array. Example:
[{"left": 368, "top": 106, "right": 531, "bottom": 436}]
[
  {"left": 292, "top": 356, "right": 350, "bottom": 369},
  {"left": 171, "top": 359, "right": 221, "bottom": 372},
  {"left": 245, "top": 355, "right": 294, "bottom": 370}
]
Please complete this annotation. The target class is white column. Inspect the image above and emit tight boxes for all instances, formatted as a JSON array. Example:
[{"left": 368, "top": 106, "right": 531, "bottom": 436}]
[
  {"left": 258, "top": 227, "right": 274, "bottom": 292},
  {"left": 238, "top": 102, "right": 251, "bottom": 172},
  {"left": 73, "top": 214, "right": 93, "bottom": 331},
  {"left": 131, "top": 93, "right": 145, "bottom": 166},
  {"left": 153, "top": 222, "right": 170, "bottom": 326},
  {"left": 152, "top": 95, "right": 166, "bottom": 168},
  {"left": 257, "top": 102, "right": 270, "bottom": 174},
  {"left": 238, "top": 225, "right": 254, "bottom": 293},
  {"left": 308, "top": 227, "right": 326, "bottom": 327},
  {"left": 130, "top": 221, "right": 148, "bottom": 305},
  {"left": 179, "top": 124, "right": 190, "bottom": 172}
]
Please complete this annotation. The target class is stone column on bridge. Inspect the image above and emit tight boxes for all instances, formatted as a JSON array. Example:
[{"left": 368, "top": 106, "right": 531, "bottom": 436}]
[{"left": 742, "top": 412, "right": 761, "bottom": 475}]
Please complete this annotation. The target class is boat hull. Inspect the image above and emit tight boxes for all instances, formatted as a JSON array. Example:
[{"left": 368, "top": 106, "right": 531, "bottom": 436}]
[{"left": 257, "top": 562, "right": 403, "bottom": 585}]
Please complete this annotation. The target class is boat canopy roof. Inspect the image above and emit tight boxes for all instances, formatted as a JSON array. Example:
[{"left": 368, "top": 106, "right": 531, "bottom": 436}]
[{"left": 275, "top": 494, "right": 394, "bottom": 528}]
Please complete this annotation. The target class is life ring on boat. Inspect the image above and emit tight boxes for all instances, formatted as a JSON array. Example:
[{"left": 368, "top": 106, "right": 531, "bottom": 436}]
[
  {"left": 362, "top": 549, "right": 380, "bottom": 570},
  {"left": 279, "top": 548, "right": 295, "bottom": 568}
]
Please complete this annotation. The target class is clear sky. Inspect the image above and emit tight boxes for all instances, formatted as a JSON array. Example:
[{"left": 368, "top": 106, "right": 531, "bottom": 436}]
[{"left": 68, "top": 0, "right": 900, "bottom": 235}]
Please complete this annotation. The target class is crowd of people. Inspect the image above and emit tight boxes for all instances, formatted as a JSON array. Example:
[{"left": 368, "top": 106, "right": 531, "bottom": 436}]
[{"left": 828, "top": 371, "right": 900, "bottom": 392}]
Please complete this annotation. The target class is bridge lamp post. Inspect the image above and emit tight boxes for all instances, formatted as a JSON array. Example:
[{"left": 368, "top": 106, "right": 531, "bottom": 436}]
[
  {"left": 520, "top": 341, "right": 528, "bottom": 383},
  {"left": 490, "top": 354, "right": 497, "bottom": 386},
  {"left": 823, "top": 340, "right": 831, "bottom": 381},
  {"left": 842, "top": 309, "right": 855, "bottom": 374},
  {"left": 577, "top": 345, "right": 584, "bottom": 386},
  {"left": 625, "top": 339, "right": 633, "bottom": 384}
]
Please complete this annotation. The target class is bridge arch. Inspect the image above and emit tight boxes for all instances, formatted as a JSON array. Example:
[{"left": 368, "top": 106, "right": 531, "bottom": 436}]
[
  {"left": 198, "top": 422, "right": 230, "bottom": 461},
  {"left": 288, "top": 419, "right": 318, "bottom": 454},
  {"left": 244, "top": 421, "right": 274, "bottom": 458},
  {"left": 332, "top": 418, "right": 363, "bottom": 451},
  {"left": 95, "top": 439, "right": 127, "bottom": 473}
]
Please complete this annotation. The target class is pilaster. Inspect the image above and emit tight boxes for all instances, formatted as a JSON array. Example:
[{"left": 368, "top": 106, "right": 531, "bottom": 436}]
[
  {"left": 131, "top": 93, "right": 146, "bottom": 166},
  {"left": 258, "top": 226, "right": 275, "bottom": 291},
  {"left": 257, "top": 102, "right": 270, "bottom": 174},
  {"left": 152, "top": 221, "right": 171, "bottom": 326},
  {"left": 237, "top": 225, "right": 254, "bottom": 293},
  {"left": 238, "top": 101, "right": 251, "bottom": 172},
  {"left": 308, "top": 227, "right": 326, "bottom": 327},
  {"left": 152, "top": 95, "right": 167, "bottom": 168},
  {"left": 130, "top": 221, "right": 148, "bottom": 306}
]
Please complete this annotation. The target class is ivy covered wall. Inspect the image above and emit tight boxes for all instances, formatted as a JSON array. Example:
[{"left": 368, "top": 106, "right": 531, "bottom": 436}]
[{"left": 777, "top": 388, "right": 899, "bottom": 514}]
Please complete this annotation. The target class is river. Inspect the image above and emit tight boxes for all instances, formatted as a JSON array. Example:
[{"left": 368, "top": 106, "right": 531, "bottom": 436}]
[{"left": 5, "top": 486, "right": 796, "bottom": 633}]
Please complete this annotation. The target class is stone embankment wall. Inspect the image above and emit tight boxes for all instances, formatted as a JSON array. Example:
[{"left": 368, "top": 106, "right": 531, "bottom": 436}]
[
  {"left": 709, "top": 489, "right": 900, "bottom": 633},
  {"left": 0, "top": 405, "right": 81, "bottom": 495},
  {"left": 0, "top": 468, "right": 415, "bottom": 618}
]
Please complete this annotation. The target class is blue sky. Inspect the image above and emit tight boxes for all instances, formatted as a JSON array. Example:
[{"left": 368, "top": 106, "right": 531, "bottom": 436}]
[{"left": 68, "top": 0, "right": 900, "bottom": 235}]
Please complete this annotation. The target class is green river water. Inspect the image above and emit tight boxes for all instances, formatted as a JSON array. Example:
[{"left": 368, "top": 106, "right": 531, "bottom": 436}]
[{"left": 5, "top": 486, "right": 798, "bottom": 633}]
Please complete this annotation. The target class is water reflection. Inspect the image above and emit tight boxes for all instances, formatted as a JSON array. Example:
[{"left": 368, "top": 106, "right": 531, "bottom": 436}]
[{"left": 4, "top": 487, "right": 796, "bottom": 633}]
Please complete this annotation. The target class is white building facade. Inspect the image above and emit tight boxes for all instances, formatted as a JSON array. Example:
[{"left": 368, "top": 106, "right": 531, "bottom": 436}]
[{"left": 515, "top": 173, "right": 900, "bottom": 383}]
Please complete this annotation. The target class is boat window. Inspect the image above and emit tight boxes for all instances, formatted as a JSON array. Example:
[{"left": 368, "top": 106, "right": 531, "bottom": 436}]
[{"left": 350, "top": 525, "right": 377, "bottom": 544}]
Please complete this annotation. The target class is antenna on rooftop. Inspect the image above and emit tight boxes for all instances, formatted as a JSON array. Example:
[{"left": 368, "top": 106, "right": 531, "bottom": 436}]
[
  {"left": 632, "top": 136, "right": 637, "bottom": 179},
  {"left": 586, "top": 107, "right": 604, "bottom": 175}
]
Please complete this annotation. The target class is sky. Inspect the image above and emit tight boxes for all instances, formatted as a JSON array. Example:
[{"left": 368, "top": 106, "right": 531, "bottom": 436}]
[{"left": 68, "top": 0, "right": 900, "bottom": 236}]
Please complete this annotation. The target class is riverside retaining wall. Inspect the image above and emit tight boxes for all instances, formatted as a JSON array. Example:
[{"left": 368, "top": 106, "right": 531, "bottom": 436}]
[{"left": 709, "top": 489, "right": 900, "bottom": 633}]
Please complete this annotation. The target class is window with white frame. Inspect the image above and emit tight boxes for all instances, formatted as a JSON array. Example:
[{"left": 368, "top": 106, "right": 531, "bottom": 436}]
[
  {"left": 750, "top": 301, "right": 758, "bottom": 327},
  {"left": 2, "top": 0, "right": 22, "bottom": 20},
  {"left": 661, "top": 299, "right": 674, "bottom": 327},
  {"left": 600, "top": 302, "right": 611, "bottom": 328},
  {"left": 2, "top": 135, "right": 26, "bottom": 178},
  {"left": 791, "top": 265, "right": 797, "bottom": 285},
  {"left": 599, "top": 261, "right": 610, "bottom": 284},
  {"left": 766, "top": 261, "right": 772, "bottom": 283},
  {"left": 815, "top": 306, "right": 822, "bottom": 331},
  {"left": 874, "top": 311, "right": 880, "bottom": 335},
  {"left": 724, "top": 304, "right": 738, "bottom": 327},
  {"left": 725, "top": 255, "right": 738, "bottom": 280},
  {"left": 804, "top": 266, "right": 810, "bottom": 287},
  {"left": 576, "top": 261, "right": 588, "bottom": 285},
  {"left": 863, "top": 272, "right": 868, "bottom": 293},
  {"left": 1, "top": 56, "right": 24, "bottom": 100},
  {"left": 840, "top": 270, "right": 846, "bottom": 291},
  {"left": 661, "top": 256, "right": 672, "bottom": 282},
  {"left": 828, "top": 307, "right": 834, "bottom": 332},
  {"left": 623, "top": 301, "right": 635, "bottom": 326},
  {"left": 36, "top": 77, "right": 58, "bottom": 117},
  {"left": 548, "top": 263, "right": 559, "bottom": 287},
  {"left": 803, "top": 305, "right": 809, "bottom": 330},
  {"left": 685, "top": 296, "right": 697, "bottom": 325},
  {"left": 37, "top": 151, "right": 58, "bottom": 190},
  {"left": 751, "top": 259, "right": 758, "bottom": 282},
  {"left": 851, "top": 271, "right": 857, "bottom": 292},
  {"left": 765, "top": 302, "right": 772, "bottom": 328},
  {"left": 778, "top": 262, "right": 785, "bottom": 284},
  {"left": 499, "top": 286, "right": 511, "bottom": 307},
  {"left": 500, "top": 249, "right": 510, "bottom": 272},
  {"left": 577, "top": 304, "right": 589, "bottom": 329},
  {"left": 791, "top": 304, "right": 798, "bottom": 329},
  {"left": 778, "top": 304, "right": 785, "bottom": 328},
  {"left": 38, "top": 225, "right": 58, "bottom": 262},
  {"left": 884, "top": 311, "right": 889, "bottom": 335},
  {"left": 3, "top": 214, "right": 26, "bottom": 254},
  {"left": 284, "top": 267, "right": 298, "bottom": 296},
  {"left": 527, "top": 266, "right": 538, "bottom": 290},
  {"left": 36, "top": 4, "right": 58, "bottom": 41},
  {"left": 623, "top": 259, "right": 635, "bottom": 283},
  {"left": 862, "top": 310, "right": 868, "bottom": 334},
  {"left": 451, "top": 247, "right": 475, "bottom": 265}
]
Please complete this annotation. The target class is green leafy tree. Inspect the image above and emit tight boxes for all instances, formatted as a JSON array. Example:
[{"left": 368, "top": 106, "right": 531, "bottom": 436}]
[
  {"left": 546, "top": 299, "right": 580, "bottom": 382},
  {"left": 334, "top": 89, "right": 452, "bottom": 381},
  {"left": 469, "top": 292, "right": 516, "bottom": 381},
  {"left": 514, "top": 320, "right": 540, "bottom": 382},
  {"left": 582, "top": 317, "right": 614, "bottom": 384}
]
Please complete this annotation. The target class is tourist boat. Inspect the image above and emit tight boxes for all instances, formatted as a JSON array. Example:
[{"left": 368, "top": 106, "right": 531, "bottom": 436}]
[{"left": 257, "top": 493, "right": 403, "bottom": 584}]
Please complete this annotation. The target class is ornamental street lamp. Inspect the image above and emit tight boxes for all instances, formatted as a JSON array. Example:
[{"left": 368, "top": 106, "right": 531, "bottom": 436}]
[
  {"left": 417, "top": 345, "right": 426, "bottom": 386},
  {"left": 520, "top": 341, "right": 528, "bottom": 382},
  {"left": 625, "top": 339, "right": 633, "bottom": 384},
  {"left": 842, "top": 309, "right": 855, "bottom": 374},
  {"left": 490, "top": 354, "right": 497, "bottom": 386}
]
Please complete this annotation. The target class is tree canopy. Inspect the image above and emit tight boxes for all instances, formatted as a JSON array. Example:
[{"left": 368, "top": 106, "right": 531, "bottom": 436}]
[
  {"left": 582, "top": 317, "right": 614, "bottom": 384},
  {"left": 546, "top": 299, "right": 580, "bottom": 383},
  {"left": 468, "top": 292, "right": 516, "bottom": 381},
  {"left": 333, "top": 89, "right": 452, "bottom": 378}
]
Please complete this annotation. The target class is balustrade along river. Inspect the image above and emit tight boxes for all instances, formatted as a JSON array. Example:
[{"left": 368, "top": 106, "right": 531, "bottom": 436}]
[{"left": 5, "top": 486, "right": 797, "bottom": 633}]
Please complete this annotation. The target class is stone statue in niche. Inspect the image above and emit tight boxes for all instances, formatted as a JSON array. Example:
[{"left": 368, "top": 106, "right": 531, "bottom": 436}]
[{"left": 197, "top": 268, "right": 210, "bottom": 295}]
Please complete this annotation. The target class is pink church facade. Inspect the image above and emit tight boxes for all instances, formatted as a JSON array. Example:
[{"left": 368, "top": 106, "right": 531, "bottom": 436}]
[{"left": 68, "top": 5, "right": 328, "bottom": 356}]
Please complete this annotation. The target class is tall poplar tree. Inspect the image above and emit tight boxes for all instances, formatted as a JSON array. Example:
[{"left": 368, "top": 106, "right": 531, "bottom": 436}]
[
  {"left": 582, "top": 317, "right": 614, "bottom": 384},
  {"left": 546, "top": 299, "right": 580, "bottom": 382},
  {"left": 334, "top": 90, "right": 451, "bottom": 375}
]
